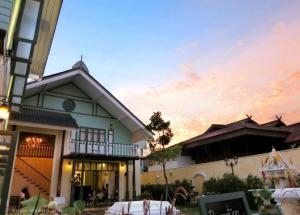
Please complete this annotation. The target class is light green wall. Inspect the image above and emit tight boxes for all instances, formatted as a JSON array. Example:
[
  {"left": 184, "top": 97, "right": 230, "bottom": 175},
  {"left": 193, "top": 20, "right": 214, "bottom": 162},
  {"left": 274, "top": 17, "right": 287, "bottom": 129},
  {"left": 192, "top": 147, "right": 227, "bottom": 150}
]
[
  {"left": 22, "top": 94, "right": 39, "bottom": 107},
  {"left": 23, "top": 84, "right": 111, "bottom": 117},
  {"left": 43, "top": 94, "right": 94, "bottom": 115},
  {"left": 133, "top": 140, "right": 147, "bottom": 148},
  {"left": 50, "top": 84, "right": 89, "bottom": 99},
  {"left": 23, "top": 83, "right": 132, "bottom": 144},
  {"left": 71, "top": 113, "right": 131, "bottom": 144}
]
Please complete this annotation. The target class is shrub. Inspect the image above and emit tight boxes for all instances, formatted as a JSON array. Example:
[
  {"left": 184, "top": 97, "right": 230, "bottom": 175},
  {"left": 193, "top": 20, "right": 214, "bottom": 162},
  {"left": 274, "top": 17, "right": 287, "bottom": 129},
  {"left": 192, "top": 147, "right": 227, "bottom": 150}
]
[
  {"left": 245, "top": 175, "right": 264, "bottom": 210},
  {"left": 141, "top": 184, "right": 165, "bottom": 200},
  {"left": 245, "top": 175, "right": 264, "bottom": 189},
  {"left": 141, "top": 179, "right": 193, "bottom": 206},
  {"left": 203, "top": 173, "right": 264, "bottom": 210},
  {"left": 203, "top": 173, "right": 246, "bottom": 194}
]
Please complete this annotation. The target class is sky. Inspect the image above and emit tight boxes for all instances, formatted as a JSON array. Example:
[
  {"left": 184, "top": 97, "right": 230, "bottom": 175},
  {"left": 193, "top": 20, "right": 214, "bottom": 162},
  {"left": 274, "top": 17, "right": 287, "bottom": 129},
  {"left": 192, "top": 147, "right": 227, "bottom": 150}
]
[{"left": 45, "top": 0, "right": 300, "bottom": 143}]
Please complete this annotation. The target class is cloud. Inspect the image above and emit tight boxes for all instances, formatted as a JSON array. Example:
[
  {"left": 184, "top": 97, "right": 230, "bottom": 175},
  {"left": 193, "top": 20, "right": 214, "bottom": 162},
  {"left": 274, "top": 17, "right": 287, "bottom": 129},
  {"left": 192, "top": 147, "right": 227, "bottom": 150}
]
[
  {"left": 116, "top": 21, "right": 300, "bottom": 143},
  {"left": 176, "top": 41, "right": 200, "bottom": 54},
  {"left": 235, "top": 40, "right": 244, "bottom": 48}
]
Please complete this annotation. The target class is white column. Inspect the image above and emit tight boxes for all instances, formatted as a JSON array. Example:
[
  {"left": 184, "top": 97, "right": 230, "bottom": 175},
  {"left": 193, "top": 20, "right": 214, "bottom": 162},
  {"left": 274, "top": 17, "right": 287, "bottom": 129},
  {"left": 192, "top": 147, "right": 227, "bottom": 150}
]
[
  {"left": 118, "top": 163, "right": 126, "bottom": 201},
  {"left": 50, "top": 131, "right": 63, "bottom": 198},
  {"left": 135, "top": 160, "right": 141, "bottom": 196}
]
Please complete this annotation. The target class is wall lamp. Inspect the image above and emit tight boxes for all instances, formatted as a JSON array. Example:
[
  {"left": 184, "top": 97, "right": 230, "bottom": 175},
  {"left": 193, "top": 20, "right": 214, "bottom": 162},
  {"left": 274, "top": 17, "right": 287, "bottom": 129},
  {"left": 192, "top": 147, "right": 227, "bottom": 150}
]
[
  {"left": 0, "top": 97, "right": 10, "bottom": 122},
  {"left": 224, "top": 156, "right": 238, "bottom": 176}
]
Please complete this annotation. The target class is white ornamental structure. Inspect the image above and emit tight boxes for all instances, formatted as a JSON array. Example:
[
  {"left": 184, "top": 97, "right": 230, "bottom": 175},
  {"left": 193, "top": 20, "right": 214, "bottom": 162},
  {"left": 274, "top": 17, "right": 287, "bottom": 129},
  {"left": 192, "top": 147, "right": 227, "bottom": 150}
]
[{"left": 261, "top": 147, "right": 297, "bottom": 188}]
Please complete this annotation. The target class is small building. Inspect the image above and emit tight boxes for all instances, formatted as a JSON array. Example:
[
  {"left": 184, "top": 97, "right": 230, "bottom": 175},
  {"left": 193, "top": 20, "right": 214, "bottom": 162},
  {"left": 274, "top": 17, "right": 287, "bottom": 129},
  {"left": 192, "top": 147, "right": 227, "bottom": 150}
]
[
  {"left": 7, "top": 61, "right": 151, "bottom": 206},
  {"left": 141, "top": 116, "right": 300, "bottom": 194},
  {"left": 182, "top": 116, "right": 300, "bottom": 163}
]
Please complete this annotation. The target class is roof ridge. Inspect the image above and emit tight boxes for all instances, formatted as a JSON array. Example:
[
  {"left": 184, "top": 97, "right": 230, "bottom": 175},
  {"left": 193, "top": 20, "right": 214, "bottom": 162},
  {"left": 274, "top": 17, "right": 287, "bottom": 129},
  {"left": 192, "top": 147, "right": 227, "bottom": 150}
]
[{"left": 225, "top": 117, "right": 257, "bottom": 127}]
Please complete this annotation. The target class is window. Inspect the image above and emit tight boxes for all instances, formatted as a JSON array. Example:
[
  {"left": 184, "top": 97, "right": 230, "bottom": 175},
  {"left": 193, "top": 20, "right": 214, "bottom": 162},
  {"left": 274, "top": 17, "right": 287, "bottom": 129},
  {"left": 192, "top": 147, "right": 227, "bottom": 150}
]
[
  {"left": 108, "top": 129, "right": 114, "bottom": 144},
  {"left": 87, "top": 129, "right": 93, "bottom": 141},
  {"left": 79, "top": 128, "right": 86, "bottom": 141},
  {"left": 79, "top": 127, "right": 106, "bottom": 143},
  {"left": 99, "top": 130, "right": 105, "bottom": 143}
]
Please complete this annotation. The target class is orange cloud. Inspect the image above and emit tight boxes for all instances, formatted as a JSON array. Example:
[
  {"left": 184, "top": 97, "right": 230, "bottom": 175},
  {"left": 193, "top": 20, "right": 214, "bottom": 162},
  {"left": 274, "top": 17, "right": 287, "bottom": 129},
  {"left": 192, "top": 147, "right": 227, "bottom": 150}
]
[{"left": 116, "top": 21, "right": 300, "bottom": 143}]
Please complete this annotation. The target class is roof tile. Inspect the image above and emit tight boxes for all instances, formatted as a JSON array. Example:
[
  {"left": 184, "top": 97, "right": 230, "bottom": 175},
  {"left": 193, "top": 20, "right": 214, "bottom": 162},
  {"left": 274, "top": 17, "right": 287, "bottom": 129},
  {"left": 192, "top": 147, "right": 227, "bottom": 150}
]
[{"left": 10, "top": 108, "right": 78, "bottom": 128}]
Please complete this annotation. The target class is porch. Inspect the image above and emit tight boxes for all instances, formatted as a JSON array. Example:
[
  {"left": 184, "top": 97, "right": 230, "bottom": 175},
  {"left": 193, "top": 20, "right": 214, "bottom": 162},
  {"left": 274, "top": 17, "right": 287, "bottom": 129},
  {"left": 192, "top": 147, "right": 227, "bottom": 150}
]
[{"left": 66, "top": 158, "right": 137, "bottom": 206}]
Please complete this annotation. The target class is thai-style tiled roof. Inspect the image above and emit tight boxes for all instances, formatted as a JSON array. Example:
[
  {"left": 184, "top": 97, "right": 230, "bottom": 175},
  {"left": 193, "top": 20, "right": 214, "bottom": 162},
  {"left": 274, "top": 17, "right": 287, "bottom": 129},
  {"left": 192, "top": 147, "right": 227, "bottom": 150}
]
[
  {"left": 182, "top": 116, "right": 300, "bottom": 149},
  {"left": 285, "top": 122, "right": 300, "bottom": 144},
  {"left": 10, "top": 108, "right": 79, "bottom": 129},
  {"left": 261, "top": 117, "right": 286, "bottom": 127},
  {"left": 202, "top": 124, "right": 226, "bottom": 135}
]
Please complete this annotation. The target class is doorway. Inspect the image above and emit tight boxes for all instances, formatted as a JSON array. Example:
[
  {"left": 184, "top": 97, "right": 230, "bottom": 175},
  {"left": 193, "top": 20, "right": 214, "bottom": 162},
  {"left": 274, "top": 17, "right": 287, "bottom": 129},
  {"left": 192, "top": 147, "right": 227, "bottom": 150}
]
[
  {"left": 11, "top": 132, "right": 55, "bottom": 199},
  {"left": 73, "top": 161, "right": 119, "bottom": 203}
]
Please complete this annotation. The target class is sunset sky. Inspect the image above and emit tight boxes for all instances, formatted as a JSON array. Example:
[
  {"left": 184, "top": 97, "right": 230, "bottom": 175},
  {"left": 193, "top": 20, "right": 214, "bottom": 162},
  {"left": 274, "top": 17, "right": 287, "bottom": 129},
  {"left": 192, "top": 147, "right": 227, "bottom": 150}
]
[{"left": 45, "top": 0, "right": 300, "bottom": 143}]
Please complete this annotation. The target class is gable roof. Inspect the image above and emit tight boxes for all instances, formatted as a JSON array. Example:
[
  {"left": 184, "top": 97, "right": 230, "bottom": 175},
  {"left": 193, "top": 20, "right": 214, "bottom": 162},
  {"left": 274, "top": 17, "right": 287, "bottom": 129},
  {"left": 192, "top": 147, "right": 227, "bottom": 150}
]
[
  {"left": 183, "top": 117, "right": 291, "bottom": 149},
  {"left": 285, "top": 122, "right": 300, "bottom": 144},
  {"left": 261, "top": 118, "right": 286, "bottom": 128},
  {"left": 25, "top": 68, "right": 152, "bottom": 141},
  {"left": 202, "top": 124, "right": 226, "bottom": 135}
]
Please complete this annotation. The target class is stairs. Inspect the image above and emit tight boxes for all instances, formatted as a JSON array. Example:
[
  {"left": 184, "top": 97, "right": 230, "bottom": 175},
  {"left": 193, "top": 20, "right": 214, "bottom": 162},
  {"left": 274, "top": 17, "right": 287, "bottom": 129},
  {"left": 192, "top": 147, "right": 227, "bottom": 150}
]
[
  {"left": 13, "top": 167, "right": 50, "bottom": 198},
  {"left": 11, "top": 156, "right": 51, "bottom": 199}
]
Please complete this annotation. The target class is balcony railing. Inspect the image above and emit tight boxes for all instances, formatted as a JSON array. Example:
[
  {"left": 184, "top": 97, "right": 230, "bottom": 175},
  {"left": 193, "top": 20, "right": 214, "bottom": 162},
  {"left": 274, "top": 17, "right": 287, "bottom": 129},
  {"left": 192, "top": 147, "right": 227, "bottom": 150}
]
[
  {"left": 17, "top": 144, "right": 54, "bottom": 158},
  {"left": 70, "top": 140, "right": 139, "bottom": 157}
]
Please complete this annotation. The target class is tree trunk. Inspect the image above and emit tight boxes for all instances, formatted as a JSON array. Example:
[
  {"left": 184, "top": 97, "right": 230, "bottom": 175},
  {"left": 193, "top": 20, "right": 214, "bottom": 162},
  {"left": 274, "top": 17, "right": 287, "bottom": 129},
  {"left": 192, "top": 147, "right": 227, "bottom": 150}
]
[{"left": 162, "top": 161, "right": 169, "bottom": 201}]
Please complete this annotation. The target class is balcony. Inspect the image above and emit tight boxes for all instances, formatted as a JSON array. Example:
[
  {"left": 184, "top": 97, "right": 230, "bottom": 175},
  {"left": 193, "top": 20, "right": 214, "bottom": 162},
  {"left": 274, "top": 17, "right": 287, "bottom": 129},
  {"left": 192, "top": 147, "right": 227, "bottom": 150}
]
[{"left": 69, "top": 140, "right": 139, "bottom": 158}]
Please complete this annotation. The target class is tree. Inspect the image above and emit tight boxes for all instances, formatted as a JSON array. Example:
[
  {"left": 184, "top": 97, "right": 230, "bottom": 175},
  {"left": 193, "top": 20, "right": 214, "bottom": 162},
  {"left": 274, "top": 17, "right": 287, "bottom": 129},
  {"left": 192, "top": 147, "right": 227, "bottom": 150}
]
[{"left": 146, "top": 111, "right": 181, "bottom": 200}]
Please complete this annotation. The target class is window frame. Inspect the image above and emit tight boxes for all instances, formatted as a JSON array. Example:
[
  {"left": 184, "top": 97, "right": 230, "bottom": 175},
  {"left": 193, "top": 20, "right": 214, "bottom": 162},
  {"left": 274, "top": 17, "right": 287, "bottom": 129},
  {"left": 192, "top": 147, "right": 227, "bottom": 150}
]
[
  {"left": 78, "top": 127, "right": 106, "bottom": 143},
  {"left": 108, "top": 129, "right": 114, "bottom": 144}
]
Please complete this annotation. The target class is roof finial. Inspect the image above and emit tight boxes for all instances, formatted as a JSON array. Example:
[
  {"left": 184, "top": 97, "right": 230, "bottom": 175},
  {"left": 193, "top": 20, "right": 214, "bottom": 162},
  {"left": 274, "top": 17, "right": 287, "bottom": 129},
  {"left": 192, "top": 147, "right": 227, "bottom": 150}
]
[
  {"left": 80, "top": 55, "right": 83, "bottom": 69},
  {"left": 245, "top": 114, "right": 252, "bottom": 119},
  {"left": 72, "top": 56, "right": 89, "bottom": 73},
  {"left": 275, "top": 115, "right": 282, "bottom": 121}
]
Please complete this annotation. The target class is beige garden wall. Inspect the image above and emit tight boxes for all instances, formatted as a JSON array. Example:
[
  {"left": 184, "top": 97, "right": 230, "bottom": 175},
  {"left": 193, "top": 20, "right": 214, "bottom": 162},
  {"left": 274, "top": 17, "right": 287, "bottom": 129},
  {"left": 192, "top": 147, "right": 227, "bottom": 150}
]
[{"left": 141, "top": 148, "right": 300, "bottom": 185}]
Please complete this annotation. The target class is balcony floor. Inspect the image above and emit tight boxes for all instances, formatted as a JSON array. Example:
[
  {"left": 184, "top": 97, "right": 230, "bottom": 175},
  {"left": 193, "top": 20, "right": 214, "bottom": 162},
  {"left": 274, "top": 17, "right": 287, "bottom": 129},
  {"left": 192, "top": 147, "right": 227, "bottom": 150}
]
[{"left": 63, "top": 153, "right": 139, "bottom": 161}]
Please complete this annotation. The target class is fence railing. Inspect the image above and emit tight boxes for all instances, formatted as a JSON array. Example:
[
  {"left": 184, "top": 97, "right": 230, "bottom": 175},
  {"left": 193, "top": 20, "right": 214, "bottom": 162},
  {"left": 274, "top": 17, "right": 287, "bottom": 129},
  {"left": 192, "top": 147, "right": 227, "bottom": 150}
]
[
  {"left": 70, "top": 139, "right": 139, "bottom": 157},
  {"left": 17, "top": 144, "right": 54, "bottom": 158}
]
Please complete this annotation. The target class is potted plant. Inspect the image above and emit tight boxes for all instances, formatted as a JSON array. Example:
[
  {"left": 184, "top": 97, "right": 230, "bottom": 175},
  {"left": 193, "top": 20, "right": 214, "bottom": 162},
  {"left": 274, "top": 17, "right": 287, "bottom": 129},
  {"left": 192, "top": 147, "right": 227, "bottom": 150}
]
[{"left": 252, "top": 188, "right": 281, "bottom": 215}]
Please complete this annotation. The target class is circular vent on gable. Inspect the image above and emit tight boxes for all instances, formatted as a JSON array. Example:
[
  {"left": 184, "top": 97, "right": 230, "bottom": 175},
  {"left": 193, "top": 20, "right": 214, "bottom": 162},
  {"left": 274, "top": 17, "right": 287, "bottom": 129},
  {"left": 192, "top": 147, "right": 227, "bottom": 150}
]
[{"left": 63, "top": 99, "right": 76, "bottom": 112}]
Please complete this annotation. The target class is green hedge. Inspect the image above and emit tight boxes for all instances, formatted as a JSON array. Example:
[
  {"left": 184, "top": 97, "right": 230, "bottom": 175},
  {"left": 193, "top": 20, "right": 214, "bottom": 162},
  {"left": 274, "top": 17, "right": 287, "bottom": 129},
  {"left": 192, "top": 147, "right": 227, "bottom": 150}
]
[
  {"left": 204, "top": 173, "right": 264, "bottom": 210},
  {"left": 141, "top": 174, "right": 264, "bottom": 209},
  {"left": 141, "top": 179, "right": 193, "bottom": 205}
]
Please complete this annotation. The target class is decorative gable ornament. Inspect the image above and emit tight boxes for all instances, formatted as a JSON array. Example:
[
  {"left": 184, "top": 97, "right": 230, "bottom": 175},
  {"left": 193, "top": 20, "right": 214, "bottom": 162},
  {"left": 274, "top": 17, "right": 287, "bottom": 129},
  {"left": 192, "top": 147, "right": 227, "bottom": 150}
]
[
  {"left": 63, "top": 99, "right": 76, "bottom": 112},
  {"left": 261, "top": 147, "right": 297, "bottom": 188},
  {"left": 25, "top": 63, "right": 152, "bottom": 141},
  {"left": 72, "top": 60, "right": 89, "bottom": 73}
]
